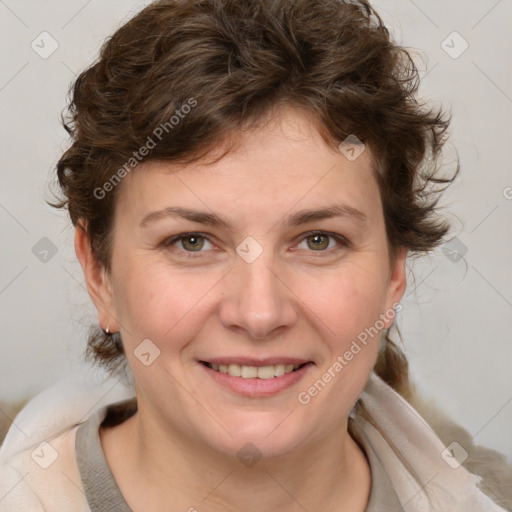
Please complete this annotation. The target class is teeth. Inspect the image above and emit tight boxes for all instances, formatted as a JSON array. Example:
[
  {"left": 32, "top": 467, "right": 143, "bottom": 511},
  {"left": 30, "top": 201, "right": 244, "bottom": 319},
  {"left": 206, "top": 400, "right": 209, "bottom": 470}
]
[
  {"left": 209, "top": 362, "right": 303, "bottom": 378},
  {"left": 228, "top": 364, "right": 241, "bottom": 377},
  {"left": 241, "top": 366, "right": 258, "bottom": 378},
  {"left": 257, "top": 366, "right": 275, "bottom": 379},
  {"left": 274, "top": 364, "right": 285, "bottom": 377}
]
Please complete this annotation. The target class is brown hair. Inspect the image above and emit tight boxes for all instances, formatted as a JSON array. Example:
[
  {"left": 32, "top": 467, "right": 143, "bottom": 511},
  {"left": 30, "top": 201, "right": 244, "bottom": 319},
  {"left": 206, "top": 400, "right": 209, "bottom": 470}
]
[{"left": 51, "top": 0, "right": 455, "bottom": 397}]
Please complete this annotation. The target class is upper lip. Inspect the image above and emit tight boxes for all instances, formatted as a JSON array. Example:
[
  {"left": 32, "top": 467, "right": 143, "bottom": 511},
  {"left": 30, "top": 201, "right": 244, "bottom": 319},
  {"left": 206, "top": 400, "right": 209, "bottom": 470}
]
[{"left": 200, "top": 357, "right": 313, "bottom": 367}]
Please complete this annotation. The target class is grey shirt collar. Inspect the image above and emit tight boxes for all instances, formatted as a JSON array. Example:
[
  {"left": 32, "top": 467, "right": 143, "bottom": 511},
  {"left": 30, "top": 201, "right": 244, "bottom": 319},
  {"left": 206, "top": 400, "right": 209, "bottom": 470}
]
[{"left": 76, "top": 403, "right": 402, "bottom": 512}]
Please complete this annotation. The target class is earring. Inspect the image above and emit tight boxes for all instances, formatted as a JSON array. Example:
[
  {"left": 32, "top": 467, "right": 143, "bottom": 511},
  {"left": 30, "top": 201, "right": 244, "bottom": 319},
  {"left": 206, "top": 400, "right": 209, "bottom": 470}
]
[{"left": 104, "top": 324, "right": 122, "bottom": 352}]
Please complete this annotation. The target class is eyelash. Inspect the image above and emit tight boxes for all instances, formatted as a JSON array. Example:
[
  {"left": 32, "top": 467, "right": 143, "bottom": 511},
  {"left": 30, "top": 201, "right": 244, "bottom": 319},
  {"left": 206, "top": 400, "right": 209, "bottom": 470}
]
[{"left": 162, "top": 231, "right": 350, "bottom": 258}]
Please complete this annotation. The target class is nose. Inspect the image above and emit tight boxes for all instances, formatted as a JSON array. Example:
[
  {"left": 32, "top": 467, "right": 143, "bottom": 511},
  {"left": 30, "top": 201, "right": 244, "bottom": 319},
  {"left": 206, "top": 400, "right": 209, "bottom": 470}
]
[{"left": 218, "top": 251, "right": 298, "bottom": 340}]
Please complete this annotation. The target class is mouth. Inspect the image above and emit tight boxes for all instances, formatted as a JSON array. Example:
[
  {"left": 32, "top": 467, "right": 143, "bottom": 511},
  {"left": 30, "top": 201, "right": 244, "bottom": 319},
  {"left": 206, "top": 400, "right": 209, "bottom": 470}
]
[
  {"left": 198, "top": 359, "right": 314, "bottom": 397},
  {"left": 200, "top": 361, "right": 310, "bottom": 379}
]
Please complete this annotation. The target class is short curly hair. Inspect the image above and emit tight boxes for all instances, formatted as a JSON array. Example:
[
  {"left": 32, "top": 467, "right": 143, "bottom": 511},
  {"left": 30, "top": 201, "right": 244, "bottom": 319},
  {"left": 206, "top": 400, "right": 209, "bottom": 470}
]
[{"left": 51, "top": 0, "right": 455, "bottom": 396}]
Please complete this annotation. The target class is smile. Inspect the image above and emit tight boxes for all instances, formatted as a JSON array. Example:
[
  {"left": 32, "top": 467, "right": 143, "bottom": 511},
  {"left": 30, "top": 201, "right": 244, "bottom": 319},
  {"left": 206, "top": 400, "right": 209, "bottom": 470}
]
[
  {"left": 199, "top": 360, "right": 314, "bottom": 397},
  {"left": 202, "top": 362, "right": 307, "bottom": 379}
]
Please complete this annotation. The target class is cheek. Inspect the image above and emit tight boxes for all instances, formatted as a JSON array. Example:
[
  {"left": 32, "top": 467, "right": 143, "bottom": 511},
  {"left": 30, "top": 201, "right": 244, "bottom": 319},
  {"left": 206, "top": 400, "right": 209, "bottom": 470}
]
[
  {"left": 292, "top": 268, "right": 388, "bottom": 427},
  {"left": 111, "top": 259, "right": 225, "bottom": 349},
  {"left": 299, "top": 264, "right": 390, "bottom": 345}
]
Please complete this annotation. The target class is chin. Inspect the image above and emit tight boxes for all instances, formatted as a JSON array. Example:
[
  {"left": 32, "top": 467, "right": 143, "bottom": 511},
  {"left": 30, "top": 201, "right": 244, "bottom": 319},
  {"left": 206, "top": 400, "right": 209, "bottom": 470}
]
[{"left": 205, "top": 411, "right": 308, "bottom": 460}]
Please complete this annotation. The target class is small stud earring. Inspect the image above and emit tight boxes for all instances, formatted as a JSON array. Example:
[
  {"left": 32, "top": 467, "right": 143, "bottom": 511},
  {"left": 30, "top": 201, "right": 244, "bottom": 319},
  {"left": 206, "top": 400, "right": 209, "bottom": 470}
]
[{"left": 104, "top": 324, "right": 122, "bottom": 352}]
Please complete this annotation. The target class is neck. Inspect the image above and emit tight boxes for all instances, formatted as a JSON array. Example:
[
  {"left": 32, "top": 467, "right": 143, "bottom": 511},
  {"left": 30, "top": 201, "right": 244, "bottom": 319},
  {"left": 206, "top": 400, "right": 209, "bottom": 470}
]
[{"left": 101, "top": 404, "right": 371, "bottom": 512}]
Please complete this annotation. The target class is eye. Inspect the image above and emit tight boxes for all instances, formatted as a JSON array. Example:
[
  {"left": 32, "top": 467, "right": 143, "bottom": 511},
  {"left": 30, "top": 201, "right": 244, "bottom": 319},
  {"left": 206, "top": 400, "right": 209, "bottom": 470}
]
[
  {"left": 162, "top": 230, "right": 349, "bottom": 258},
  {"left": 164, "top": 233, "right": 215, "bottom": 254},
  {"left": 296, "top": 231, "right": 348, "bottom": 252}
]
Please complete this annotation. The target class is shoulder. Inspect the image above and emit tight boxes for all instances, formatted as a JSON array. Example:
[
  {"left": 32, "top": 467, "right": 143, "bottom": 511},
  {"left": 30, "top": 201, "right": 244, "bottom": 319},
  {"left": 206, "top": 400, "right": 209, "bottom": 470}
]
[
  {"left": 0, "top": 425, "right": 90, "bottom": 511},
  {"left": 409, "top": 391, "right": 512, "bottom": 511},
  {"left": 0, "top": 371, "right": 134, "bottom": 512},
  {"left": 354, "top": 372, "right": 511, "bottom": 511}
]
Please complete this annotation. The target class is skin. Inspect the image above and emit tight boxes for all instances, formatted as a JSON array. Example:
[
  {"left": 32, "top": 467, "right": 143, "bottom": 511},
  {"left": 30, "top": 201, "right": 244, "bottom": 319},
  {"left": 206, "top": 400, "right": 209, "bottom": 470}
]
[{"left": 76, "top": 106, "right": 407, "bottom": 512}]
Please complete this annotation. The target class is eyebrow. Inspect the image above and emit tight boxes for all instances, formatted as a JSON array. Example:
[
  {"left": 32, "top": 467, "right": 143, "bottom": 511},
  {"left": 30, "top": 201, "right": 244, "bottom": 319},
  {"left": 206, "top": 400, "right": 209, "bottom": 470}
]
[{"left": 139, "top": 204, "right": 367, "bottom": 230}]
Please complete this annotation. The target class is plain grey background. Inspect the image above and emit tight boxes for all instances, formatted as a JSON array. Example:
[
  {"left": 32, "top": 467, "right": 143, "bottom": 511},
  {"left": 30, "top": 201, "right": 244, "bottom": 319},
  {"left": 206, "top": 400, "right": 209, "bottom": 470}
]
[{"left": 1, "top": 0, "right": 511, "bottom": 461}]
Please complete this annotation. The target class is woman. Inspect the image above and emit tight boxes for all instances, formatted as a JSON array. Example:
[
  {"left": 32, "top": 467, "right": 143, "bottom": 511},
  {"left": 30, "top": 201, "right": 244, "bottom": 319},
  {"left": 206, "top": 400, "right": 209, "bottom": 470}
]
[{"left": 0, "top": 0, "right": 509, "bottom": 510}]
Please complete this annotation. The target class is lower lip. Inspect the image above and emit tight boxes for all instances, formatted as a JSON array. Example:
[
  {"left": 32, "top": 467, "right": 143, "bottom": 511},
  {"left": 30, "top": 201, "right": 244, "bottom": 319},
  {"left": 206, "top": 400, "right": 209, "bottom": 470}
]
[{"left": 199, "top": 362, "right": 314, "bottom": 398}]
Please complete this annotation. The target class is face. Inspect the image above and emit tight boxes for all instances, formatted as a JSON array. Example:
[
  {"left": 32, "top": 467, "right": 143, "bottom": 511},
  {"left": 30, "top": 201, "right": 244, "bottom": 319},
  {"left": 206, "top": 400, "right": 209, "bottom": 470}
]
[{"left": 79, "top": 107, "right": 406, "bottom": 460}]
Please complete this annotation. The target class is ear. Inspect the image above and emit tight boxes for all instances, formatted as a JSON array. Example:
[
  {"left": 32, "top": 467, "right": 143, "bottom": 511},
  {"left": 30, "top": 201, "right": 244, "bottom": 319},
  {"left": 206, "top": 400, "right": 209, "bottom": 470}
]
[
  {"left": 74, "top": 224, "right": 119, "bottom": 332},
  {"left": 383, "top": 247, "right": 407, "bottom": 328}
]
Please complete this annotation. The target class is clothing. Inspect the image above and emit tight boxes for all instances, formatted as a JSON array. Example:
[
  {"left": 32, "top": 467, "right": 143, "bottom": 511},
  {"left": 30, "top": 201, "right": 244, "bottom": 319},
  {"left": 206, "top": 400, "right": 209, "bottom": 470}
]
[
  {"left": 73, "top": 403, "right": 401, "bottom": 511},
  {"left": 0, "top": 370, "right": 507, "bottom": 511},
  {"left": 75, "top": 406, "right": 131, "bottom": 512}
]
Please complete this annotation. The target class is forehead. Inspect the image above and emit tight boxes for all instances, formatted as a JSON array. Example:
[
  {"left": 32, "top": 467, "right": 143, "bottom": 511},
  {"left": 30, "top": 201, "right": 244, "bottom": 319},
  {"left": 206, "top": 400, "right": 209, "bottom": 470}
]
[{"left": 116, "top": 108, "right": 381, "bottom": 227}]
